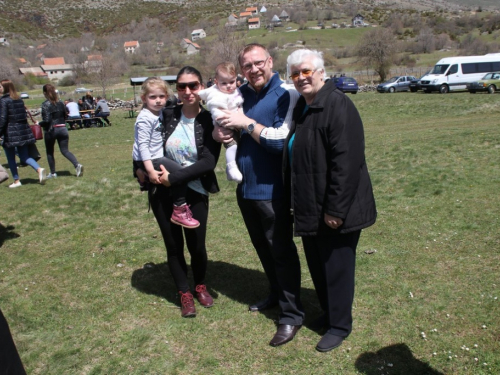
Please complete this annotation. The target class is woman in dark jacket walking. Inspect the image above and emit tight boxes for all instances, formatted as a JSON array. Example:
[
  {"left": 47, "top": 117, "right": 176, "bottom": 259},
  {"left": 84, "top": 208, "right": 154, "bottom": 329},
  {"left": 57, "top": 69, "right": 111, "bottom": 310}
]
[
  {"left": 39, "top": 84, "right": 84, "bottom": 178},
  {"left": 0, "top": 80, "right": 46, "bottom": 188},
  {"left": 284, "top": 50, "right": 376, "bottom": 352}
]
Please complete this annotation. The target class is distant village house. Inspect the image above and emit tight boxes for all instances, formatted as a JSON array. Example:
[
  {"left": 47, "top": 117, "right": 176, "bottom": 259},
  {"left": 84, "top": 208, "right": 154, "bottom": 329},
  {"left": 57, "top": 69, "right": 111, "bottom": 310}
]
[
  {"left": 248, "top": 18, "right": 261, "bottom": 30},
  {"left": 124, "top": 41, "right": 140, "bottom": 54},
  {"left": 191, "top": 29, "right": 206, "bottom": 41}
]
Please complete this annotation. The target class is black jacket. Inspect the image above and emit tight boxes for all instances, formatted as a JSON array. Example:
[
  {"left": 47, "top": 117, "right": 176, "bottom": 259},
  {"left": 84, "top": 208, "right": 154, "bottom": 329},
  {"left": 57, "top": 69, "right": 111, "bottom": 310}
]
[
  {"left": 0, "top": 94, "right": 35, "bottom": 148},
  {"left": 40, "top": 100, "right": 67, "bottom": 131},
  {"left": 161, "top": 104, "right": 221, "bottom": 194},
  {"left": 283, "top": 80, "right": 376, "bottom": 236}
]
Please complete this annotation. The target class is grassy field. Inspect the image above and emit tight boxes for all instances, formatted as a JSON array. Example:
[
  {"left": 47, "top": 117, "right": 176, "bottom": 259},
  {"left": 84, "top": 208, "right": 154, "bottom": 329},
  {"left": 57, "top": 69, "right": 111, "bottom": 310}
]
[{"left": 1, "top": 90, "right": 499, "bottom": 374}]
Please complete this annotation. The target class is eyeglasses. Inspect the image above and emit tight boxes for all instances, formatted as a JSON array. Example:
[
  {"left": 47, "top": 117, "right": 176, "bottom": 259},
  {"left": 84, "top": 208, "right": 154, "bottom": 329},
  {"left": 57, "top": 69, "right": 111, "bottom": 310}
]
[
  {"left": 289, "top": 69, "right": 317, "bottom": 80},
  {"left": 176, "top": 81, "right": 201, "bottom": 91},
  {"left": 241, "top": 57, "right": 269, "bottom": 72}
]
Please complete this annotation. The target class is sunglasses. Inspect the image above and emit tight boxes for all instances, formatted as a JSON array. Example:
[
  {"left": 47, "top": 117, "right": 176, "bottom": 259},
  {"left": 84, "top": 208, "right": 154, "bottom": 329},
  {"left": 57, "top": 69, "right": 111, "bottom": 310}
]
[
  {"left": 289, "top": 69, "right": 317, "bottom": 80},
  {"left": 176, "top": 81, "right": 201, "bottom": 91}
]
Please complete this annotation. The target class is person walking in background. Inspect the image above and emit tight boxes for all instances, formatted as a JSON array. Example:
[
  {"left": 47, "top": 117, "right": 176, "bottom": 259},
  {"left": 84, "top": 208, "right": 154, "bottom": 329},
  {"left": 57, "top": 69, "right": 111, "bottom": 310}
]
[
  {"left": 0, "top": 79, "right": 46, "bottom": 188},
  {"left": 213, "top": 43, "right": 303, "bottom": 347},
  {"left": 39, "top": 84, "right": 84, "bottom": 178},
  {"left": 94, "top": 96, "right": 111, "bottom": 126},
  {"left": 148, "top": 66, "right": 221, "bottom": 318},
  {"left": 132, "top": 76, "right": 199, "bottom": 228},
  {"left": 198, "top": 62, "right": 244, "bottom": 183},
  {"left": 285, "top": 49, "right": 376, "bottom": 352}
]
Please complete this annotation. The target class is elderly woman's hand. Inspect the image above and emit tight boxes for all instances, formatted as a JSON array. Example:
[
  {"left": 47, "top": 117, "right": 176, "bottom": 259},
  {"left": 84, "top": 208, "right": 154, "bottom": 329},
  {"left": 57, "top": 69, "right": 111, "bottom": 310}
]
[
  {"left": 324, "top": 214, "right": 343, "bottom": 229},
  {"left": 159, "top": 164, "right": 171, "bottom": 187}
]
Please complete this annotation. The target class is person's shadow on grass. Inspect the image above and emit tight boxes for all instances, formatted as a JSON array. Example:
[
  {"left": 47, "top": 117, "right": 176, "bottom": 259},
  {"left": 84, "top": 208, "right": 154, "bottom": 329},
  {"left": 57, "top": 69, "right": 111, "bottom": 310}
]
[
  {"left": 131, "top": 260, "right": 321, "bottom": 323},
  {"left": 355, "top": 343, "right": 444, "bottom": 375},
  {"left": 0, "top": 223, "right": 20, "bottom": 247}
]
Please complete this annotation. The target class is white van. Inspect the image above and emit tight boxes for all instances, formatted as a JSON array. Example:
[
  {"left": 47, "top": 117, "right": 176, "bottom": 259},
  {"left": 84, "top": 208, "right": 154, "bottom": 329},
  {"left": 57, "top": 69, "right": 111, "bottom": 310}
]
[{"left": 420, "top": 53, "right": 500, "bottom": 93}]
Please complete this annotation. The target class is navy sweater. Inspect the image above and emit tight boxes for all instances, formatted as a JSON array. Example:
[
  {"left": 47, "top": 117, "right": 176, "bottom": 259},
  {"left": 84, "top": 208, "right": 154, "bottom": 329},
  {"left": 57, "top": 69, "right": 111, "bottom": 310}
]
[{"left": 237, "top": 73, "right": 298, "bottom": 200}]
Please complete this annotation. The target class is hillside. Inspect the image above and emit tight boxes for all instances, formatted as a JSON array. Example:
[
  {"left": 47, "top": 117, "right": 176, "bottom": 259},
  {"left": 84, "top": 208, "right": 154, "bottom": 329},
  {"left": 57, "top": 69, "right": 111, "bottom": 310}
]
[{"left": 0, "top": 0, "right": 498, "bottom": 40}]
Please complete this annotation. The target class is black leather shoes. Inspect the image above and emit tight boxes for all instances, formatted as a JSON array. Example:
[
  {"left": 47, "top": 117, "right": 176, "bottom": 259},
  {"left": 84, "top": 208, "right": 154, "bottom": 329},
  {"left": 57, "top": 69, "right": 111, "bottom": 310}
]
[
  {"left": 248, "top": 295, "right": 279, "bottom": 312},
  {"left": 269, "top": 324, "right": 301, "bottom": 347}
]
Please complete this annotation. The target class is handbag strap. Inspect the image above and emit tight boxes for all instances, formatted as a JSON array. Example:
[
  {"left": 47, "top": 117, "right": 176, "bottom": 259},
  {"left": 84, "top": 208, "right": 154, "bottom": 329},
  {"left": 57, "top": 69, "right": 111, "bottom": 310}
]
[{"left": 25, "top": 106, "right": 36, "bottom": 124}]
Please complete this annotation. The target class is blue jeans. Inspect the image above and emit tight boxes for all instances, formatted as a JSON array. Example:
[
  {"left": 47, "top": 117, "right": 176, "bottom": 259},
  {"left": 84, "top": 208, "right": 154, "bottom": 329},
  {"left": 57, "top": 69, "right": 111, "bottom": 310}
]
[{"left": 2, "top": 144, "right": 40, "bottom": 180}]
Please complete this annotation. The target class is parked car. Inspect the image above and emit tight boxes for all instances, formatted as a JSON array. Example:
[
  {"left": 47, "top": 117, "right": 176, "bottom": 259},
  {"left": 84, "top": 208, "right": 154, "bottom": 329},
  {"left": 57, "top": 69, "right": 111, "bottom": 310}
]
[
  {"left": 466, "top": 72, "right": 500, "bottom": 94},
  {"left": 333, "top": 76, "right": 359, "bottom": 94},
  {"left": 409, "top": 72, "right": 429, "bottom": 92},
  {"left": 20, "top": 92, "right": 29, "bottom": 99},
  {"left": 377, "top": 76, "right": 417, "bottom": 93},
  {"left": 75, "top": 87, "right": 93, "bottom": 93}
]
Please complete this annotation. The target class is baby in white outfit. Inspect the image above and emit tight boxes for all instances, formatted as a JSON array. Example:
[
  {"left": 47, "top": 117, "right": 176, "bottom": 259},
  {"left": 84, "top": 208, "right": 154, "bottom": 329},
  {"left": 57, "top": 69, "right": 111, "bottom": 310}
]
[{"left": 198, "top": 62, "right": 244, "bottom": 183}]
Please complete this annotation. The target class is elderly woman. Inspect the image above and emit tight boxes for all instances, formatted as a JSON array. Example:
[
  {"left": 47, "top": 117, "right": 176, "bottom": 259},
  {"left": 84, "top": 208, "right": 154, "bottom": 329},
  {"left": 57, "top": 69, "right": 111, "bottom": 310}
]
[{"left": 283, "top": 49, "right": 376, "bottom": 352}]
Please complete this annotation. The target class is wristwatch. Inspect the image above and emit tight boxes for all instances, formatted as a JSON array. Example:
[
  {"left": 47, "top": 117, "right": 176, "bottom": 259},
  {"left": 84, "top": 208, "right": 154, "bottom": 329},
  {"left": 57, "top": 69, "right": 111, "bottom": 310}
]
[{"left": 247, "top": 121, "right": 257, "bottom": 134}]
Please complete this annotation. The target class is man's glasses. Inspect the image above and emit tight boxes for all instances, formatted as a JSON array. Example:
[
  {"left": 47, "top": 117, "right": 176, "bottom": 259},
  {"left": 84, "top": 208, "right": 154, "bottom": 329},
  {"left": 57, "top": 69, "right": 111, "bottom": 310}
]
[
  {"left": 241, "top": 57, "right": 269, "bottom": 72},
  {"left": 176, "top": 81, "right": 201, "bottom": 91},
  {"left": 289, "top": 69, "right": 317, "bottom": 80}
]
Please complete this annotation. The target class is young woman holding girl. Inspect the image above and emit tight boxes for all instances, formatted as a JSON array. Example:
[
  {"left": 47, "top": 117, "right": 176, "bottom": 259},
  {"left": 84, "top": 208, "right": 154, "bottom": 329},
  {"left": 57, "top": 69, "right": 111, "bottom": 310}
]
[{"left": 148, "top": 67, "right": 221, "bottom": 317}]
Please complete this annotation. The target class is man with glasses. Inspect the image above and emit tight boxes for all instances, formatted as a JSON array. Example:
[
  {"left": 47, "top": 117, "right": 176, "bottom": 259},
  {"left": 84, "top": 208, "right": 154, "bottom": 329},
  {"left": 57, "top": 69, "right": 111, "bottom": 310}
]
[{"left": 214, "top": 43, "right": 304, "bottom": 347}]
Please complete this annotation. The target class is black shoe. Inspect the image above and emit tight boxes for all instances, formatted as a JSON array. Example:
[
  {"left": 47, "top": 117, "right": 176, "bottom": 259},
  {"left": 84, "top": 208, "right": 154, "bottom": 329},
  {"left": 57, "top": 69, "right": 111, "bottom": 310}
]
[
  {"left": 269, "top": 324, "right": 301, "bottom": 347},
  {"left": 248, "top": 294, "right": 279, "bottom": 312},
  {"left": 316, "top": 332, "right": 344, "bottom": 352}
]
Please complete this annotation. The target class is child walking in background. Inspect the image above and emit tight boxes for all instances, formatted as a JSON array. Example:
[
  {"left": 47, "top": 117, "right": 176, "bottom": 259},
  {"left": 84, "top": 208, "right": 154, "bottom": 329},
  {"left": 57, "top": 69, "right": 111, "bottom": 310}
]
[
  {"left": 132, "top": 77, "right": 199, "bottom": 229},
  {"left": 198, "top": 62, "right": 244, "bottom": 183}
]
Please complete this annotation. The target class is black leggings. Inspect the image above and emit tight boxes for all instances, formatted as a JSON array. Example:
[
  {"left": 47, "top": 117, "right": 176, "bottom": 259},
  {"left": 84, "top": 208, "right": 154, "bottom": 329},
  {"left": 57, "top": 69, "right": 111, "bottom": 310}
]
[
  {"left": 150, "top": 186, "right": 209, "bottom": 293},
  {"left": 44, "top": 127, "right": 79, "bottom": 173}
]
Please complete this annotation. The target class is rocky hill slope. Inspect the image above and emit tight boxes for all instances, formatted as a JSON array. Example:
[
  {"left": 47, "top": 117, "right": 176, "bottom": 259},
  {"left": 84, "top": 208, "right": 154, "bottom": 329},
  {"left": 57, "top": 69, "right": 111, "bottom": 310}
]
[{"left": 0, "top": 0, "right": 497, "bottom": 40}]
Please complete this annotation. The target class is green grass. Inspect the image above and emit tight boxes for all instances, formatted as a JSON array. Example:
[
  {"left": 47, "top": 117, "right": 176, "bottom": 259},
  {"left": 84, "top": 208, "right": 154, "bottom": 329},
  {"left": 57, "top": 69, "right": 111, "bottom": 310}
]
[{"left": 1, "top": 93, "right": 500, "bottom": 374}]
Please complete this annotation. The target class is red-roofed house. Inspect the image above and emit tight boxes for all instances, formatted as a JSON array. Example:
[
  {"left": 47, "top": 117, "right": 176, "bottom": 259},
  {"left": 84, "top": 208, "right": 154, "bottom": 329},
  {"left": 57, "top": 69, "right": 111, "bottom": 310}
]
[
  {"left": 124, "top": 41, "right": 140, "bottom": 54},
  {"left": 239, "top": 11, "right": 252, "bottom": 19},
  {"left": 248, "top": 18, "right": 261, "bottom": 29},
  {"left": 186, "top": 42, "right": 200, "bottom": 55},
  {"left": 43, "top": 57, "right": 66, "bottom": 65},
  {"left": 246, "top": 7, "right": 258, "bottom": 15},
  {"left": 86, "top": 55, "right": 103, "bottom": 72}
]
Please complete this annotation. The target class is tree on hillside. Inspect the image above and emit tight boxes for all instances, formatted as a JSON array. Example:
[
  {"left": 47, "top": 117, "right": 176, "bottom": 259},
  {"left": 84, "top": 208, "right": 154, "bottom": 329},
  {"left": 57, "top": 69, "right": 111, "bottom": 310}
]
[
  {"left": 90, "top": 54, "right": 121, "bottom": 98},
  {"left": 355, "top": 28, "right": 397, "bottom": 82},
  {"left": 204, "top": 26, "right": 246, "bottom": 76}
]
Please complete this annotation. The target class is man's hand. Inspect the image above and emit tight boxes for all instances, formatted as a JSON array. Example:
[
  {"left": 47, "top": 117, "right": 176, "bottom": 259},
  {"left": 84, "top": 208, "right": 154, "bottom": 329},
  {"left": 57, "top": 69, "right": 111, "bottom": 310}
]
[
  {"left": 212, "top": 124, "right": 234, "bottom": 144},
  {"left": 217, "top": 110, "right": 251, "bottom": 131},
  {"left": 324, "top": 214, "right": 343, "bottom": 229}
]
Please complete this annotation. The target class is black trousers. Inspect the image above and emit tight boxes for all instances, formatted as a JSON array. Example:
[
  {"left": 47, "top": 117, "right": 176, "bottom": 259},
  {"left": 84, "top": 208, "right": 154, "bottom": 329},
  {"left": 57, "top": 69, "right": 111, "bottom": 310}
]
[
  {"left": 44, "top": 127, "right": 79, "bottom": 174},
  {"left": 302, "top": 230, "right": 361, "bottom": 337},
  {"left": 150, "top": 186, "right": 209, "bottom": 293},
  {"left": 0, "top": 308, "right": 26, "bottom": 375},
  {"left": 237, "top": 193, "right": 304, "bottom": 325}
]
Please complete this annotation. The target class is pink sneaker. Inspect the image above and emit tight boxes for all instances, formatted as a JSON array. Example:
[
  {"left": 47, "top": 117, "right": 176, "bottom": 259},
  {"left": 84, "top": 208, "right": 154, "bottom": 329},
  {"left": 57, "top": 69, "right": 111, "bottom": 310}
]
[
  {"left": 195, "top": 284, "right": 214, "bottom": 307},
  {"left": 171, "top": 204, "right": 200, "bottom": 229}
]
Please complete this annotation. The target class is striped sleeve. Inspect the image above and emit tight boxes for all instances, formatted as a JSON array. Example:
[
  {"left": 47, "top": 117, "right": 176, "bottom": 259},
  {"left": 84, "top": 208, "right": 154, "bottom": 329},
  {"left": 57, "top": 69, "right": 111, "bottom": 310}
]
[{"left": 259, "top": 84, "right": 299, "bottom": 154}]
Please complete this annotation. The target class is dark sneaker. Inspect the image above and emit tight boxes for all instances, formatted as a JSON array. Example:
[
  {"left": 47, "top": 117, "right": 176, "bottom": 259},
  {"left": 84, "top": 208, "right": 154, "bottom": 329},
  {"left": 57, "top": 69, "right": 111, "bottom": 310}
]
[
  {"left": 179, "top": 291, "right": 196, "bottom": 317},
  {"left": 195, "top": 284, "right": 214, "bottom": 307}
]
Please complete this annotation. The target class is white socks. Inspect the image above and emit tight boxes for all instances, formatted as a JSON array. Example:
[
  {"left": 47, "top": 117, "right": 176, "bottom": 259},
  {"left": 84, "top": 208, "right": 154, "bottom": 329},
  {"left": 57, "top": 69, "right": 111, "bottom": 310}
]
[{"left": 225, "top": 145, "right": 242, "bottom": 182}]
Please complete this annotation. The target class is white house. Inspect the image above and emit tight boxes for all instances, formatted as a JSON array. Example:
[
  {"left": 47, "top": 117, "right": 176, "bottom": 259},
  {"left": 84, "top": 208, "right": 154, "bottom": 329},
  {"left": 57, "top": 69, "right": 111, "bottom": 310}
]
[
  {"left": 124, "top": 41, "right": 140, "bottom": 53},
  {"left": 40, "top": 64, "right": 75, "bottom": 81},
  {"left": 271, "top": 15, "right": 282, "bottom": 27},
  {"left": 191, "top": 29, "right": 206, "bottom": 41},
  {"left": 246, "top": 7, "right": 258, "bottom": 16},
  {"left": 260, "top": 6, "right": 267, "bottom": 14},
  {"left": 352, "top": 14, "right": 366, "bottom": 27},
  {"left": 0, "top": 37, "right": 9, "bottom": 46},
  {"left": 248, "top": 18, "right": 261, "bottom": 30}
]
